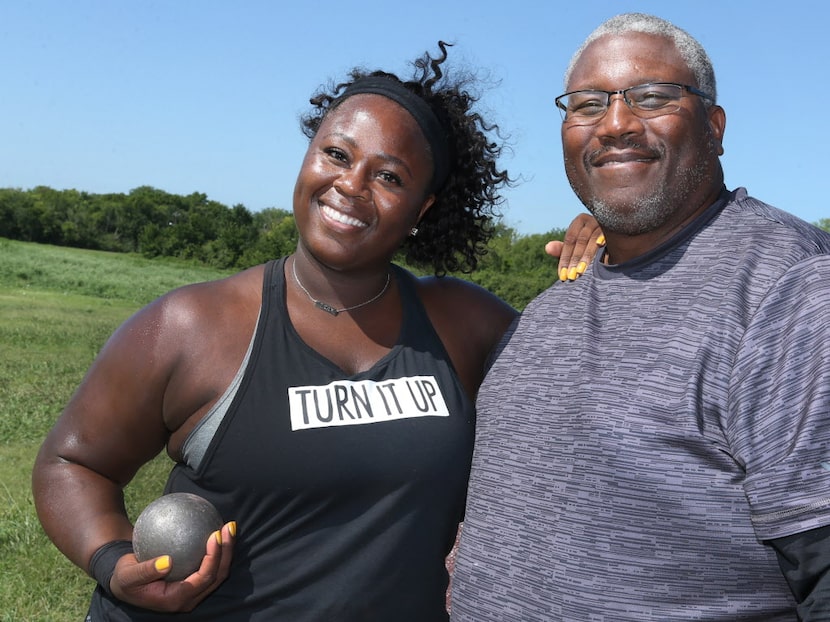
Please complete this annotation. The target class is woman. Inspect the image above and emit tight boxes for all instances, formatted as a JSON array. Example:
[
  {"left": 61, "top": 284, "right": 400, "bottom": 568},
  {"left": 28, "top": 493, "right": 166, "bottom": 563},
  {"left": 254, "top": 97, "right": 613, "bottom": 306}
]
[{"left": 32, "top": 42, "right": 600, "bottom": 621}]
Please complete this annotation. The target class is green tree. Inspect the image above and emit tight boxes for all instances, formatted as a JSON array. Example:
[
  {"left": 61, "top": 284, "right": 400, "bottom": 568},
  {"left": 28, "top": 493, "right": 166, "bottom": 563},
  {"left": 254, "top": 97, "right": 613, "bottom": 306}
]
[
  {"left": 137, "top": 189, "right": 215, "bottom": 259},
  {"left": 460, "top": 224, "right": 566, "bottom": 310},
  {"left": 202, "top": 203, "right": 258, "bottom": 269},
  {"left": 0, "top": 188, "right": 34, "bottom": 239},
  {"left": 128, "top": 186, "right": 181, "bottom": 252},
  {"left": 238, "top": 208, "right": 298, "bottom": 267}
]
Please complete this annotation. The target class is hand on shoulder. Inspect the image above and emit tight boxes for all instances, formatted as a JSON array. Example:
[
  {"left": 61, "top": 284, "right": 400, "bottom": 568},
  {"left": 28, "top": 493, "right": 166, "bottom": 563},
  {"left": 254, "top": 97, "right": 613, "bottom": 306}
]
[{"left": 546, "top": 212, "right": 605, "bottom": 281}]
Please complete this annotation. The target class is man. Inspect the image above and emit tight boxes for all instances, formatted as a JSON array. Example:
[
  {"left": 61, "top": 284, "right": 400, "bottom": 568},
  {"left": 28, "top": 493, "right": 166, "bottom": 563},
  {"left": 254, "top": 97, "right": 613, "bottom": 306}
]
[{"left": 451, "top": 13, "right": 830, "bottom": 621}]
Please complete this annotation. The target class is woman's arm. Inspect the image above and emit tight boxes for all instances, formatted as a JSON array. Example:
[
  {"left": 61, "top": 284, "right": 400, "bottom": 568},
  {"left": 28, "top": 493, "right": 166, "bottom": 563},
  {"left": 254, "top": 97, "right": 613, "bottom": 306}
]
[{"left": 32, "top": 284, "right": 237, "bottom": 612}]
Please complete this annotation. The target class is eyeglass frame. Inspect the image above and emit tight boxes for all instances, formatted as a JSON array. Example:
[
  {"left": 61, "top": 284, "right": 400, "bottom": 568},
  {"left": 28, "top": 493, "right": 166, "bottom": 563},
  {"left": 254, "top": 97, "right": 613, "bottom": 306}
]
[{"left": 554, "top": 82, "right": 715, "bottom": 123}]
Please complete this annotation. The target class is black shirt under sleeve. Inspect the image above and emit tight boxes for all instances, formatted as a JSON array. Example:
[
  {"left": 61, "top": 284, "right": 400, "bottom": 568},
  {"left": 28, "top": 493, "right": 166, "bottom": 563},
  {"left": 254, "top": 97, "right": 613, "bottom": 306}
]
[{"left": 770, "top": 524, "right": 830, "bottom": 621}]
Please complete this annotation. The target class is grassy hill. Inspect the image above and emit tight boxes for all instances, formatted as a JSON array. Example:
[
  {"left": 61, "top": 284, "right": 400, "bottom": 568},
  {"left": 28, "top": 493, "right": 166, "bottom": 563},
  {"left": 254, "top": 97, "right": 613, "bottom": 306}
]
[{"left": 0, "top": 238, "right": 230, "bottom": 620}]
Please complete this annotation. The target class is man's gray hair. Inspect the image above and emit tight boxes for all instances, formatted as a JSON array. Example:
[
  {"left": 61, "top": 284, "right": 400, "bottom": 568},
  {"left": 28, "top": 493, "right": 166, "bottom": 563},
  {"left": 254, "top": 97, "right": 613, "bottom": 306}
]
[{"left": 564, "top": 13, "right": 717, "bottom": 103}]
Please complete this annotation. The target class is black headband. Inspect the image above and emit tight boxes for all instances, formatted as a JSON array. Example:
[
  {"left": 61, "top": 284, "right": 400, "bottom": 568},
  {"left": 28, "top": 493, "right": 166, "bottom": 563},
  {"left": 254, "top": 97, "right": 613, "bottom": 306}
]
[{"left": 340, "top": 76, "right": 450, "bottom": 192}]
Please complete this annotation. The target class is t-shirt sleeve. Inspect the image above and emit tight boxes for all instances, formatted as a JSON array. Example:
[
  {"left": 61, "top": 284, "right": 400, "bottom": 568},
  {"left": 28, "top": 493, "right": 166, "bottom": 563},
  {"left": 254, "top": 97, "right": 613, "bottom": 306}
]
[{"left": 731, "top": 255, "right": 830, "bottom": 540}]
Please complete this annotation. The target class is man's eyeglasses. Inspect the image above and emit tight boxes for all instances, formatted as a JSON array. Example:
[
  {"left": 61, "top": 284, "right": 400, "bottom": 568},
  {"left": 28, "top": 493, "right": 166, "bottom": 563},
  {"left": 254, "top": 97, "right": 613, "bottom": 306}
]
[{"left": 554, "top": 82, "right": 714, "bottom": 125}]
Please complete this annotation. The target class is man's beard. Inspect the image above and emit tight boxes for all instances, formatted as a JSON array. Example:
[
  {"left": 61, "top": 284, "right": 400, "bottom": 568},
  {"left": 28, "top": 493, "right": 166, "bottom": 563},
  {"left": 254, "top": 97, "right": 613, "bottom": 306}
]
[{"left": 575, "top": 138, "right": 714, "bottom": 236}]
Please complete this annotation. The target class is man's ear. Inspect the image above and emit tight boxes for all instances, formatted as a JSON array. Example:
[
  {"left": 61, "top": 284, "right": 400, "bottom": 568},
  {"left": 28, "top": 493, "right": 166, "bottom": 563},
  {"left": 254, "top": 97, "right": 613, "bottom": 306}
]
[{"left": 708, "top": 105, "right": 726, "bottom": 156}]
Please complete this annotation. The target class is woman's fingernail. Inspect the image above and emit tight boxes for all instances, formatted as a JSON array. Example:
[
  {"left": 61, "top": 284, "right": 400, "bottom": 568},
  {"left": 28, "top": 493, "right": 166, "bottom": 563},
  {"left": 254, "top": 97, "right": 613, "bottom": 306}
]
[
  {"left": 228, "top": 521, "right": 237, "bottom": 537},
  {"left": 567, "top": 267, "right": 578, "bottom": 281},
  {"left": 214, "top": 530, "right": 222, "bottom": 546},
  {"left": 596, "top": 234, "right": 606, "bottom": 245},
  {"left": 154, "top": 556, "right": 171, "bottom": 572},
  {"left": 576, "top": 261, "right": 587, "bottom": 275},
  {"left": 559, "top": 268, "right": 568, "bottom": 281}
]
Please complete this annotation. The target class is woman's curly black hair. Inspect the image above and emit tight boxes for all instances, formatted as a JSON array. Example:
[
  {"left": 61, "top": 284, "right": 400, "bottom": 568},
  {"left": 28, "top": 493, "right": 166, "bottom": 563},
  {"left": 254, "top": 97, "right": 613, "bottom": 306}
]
[{"left": 299, "top": 41, "right": 513, "bottom": 276}]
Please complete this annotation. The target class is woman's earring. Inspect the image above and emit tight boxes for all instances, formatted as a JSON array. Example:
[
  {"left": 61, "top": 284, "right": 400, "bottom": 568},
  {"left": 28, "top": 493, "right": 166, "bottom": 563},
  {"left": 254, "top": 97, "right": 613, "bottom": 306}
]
[{"left": 409, "top": 227, "right": 419, "bottom": 237}]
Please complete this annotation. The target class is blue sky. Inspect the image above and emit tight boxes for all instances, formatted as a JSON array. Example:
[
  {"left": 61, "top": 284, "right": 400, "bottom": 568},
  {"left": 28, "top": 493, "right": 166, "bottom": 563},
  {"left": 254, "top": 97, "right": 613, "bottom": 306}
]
[{"left": 2, "top": 1, "right": 827, "bottom": 235}]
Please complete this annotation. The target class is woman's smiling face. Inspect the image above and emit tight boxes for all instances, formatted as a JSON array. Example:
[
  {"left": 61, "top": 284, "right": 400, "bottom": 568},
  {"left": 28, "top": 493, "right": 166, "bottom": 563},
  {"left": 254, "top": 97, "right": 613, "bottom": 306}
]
[{"left": 292, "top": 93, "right": 435, "bottom": 271}]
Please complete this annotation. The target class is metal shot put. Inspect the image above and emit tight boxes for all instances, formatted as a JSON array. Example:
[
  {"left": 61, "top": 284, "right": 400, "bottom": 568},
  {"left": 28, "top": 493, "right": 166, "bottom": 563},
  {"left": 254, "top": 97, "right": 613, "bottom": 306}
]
[{"left": 133, "top": 493, "right": 223, "bottom": 581}]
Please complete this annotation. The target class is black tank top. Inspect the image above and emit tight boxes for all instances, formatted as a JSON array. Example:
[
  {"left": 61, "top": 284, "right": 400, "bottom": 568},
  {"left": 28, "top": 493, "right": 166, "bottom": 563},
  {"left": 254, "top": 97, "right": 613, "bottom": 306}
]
[{"left": 87, "top": 258, "right": 474, "bottom": 621}]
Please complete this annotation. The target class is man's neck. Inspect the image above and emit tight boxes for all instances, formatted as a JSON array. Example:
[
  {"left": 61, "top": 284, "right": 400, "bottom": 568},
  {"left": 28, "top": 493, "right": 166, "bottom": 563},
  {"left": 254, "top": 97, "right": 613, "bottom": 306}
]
[{"left": 602, "top": 186, "right": 726, "bottom": 265}]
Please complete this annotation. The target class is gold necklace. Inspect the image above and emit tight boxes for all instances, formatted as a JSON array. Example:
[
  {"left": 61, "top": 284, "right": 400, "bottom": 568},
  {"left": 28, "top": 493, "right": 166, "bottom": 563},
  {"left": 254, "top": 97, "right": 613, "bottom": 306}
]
[{"left": 291, "top": 258, "right": 391, "bottom": 316}]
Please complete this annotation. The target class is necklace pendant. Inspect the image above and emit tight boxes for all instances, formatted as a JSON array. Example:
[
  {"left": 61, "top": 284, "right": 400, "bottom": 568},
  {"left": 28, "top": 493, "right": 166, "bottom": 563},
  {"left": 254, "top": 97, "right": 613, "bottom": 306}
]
[
  {"left": 292, "top": 258, "right": 389, "bottom": 317},
  {"left": 315, "top": 301, "right": 340, "bottom": 316}
]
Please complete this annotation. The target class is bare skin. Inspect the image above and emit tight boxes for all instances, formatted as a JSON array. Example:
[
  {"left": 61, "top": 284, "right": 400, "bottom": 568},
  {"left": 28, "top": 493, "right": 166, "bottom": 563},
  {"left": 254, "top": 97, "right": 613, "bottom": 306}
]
[{"left": 32, "top": 92, "right": 597, "bottom": 615}]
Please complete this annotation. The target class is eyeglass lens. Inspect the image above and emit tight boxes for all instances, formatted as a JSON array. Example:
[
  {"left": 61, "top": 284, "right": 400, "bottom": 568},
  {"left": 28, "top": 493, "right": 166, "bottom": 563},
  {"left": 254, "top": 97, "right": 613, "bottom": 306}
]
[{"left": 558, "top": 83, "right": 686, "bottom": 123}]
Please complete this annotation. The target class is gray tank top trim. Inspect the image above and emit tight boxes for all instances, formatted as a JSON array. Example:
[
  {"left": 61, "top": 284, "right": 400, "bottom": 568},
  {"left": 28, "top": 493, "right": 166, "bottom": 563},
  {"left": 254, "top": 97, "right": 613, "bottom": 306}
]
[{"left": 180, "top": 308, "right": 261, "bottom": 470}]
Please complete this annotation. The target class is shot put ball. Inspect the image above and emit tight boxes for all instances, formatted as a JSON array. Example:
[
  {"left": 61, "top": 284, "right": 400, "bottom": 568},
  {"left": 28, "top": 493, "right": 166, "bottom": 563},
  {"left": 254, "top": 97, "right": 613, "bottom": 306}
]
[{"left": 133, "top": 492, "right": 223, "bottom": 581}]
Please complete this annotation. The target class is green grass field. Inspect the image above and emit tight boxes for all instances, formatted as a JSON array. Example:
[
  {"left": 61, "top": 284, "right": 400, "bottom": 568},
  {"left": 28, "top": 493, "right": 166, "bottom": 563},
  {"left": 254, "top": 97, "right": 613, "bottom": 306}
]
[{"left": 0, "top": 238, "right": 230, "bottom": 620}]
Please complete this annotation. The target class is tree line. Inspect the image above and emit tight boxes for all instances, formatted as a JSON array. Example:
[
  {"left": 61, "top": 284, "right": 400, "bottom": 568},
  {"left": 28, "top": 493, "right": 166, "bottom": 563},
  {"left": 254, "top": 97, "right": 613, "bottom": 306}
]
[
  {"left": 0, "top": 185, "right": 571, "bottom": 308},
  {"left": 0, "top": 186, "right": 295, "bottom": 270},
  {"left": 5, "top": 186, "right": 826, "bottom": 309}
]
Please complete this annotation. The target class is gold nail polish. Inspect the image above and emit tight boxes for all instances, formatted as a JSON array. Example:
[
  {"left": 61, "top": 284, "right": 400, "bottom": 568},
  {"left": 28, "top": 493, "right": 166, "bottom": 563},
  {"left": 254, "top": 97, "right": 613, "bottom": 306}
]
[
  {"left": 154, "top": 556, "right": 170, "bottom": 572},
  {"left": 228, "top": 521, "right": 237, "bottom": 537},
  {"left": 567, "top": 267, "right": 578, "bottom": 281},
  {"left": 559, "top": 268, "right": 568, "bottom": 281},
  {"left": 214, "top": 530, "right": 222, "bottom": 546},
  {"left": 596, "top": 234, "right": 606, "bottom": 245},
  {"left": 576, "top": 261, "right": 587, "bottom": 275}
]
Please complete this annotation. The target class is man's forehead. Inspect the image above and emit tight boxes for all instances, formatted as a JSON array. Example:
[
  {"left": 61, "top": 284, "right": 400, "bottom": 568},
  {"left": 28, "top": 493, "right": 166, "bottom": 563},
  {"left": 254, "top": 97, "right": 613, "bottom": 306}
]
[{"left": 568, "top": 33, "right": 690, "bottom": 90}]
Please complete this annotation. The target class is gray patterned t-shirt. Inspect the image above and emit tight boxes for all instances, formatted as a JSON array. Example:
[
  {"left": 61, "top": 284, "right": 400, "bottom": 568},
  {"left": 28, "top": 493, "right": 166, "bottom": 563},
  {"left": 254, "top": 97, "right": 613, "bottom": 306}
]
[{"left": 452, "top": 188, "right": 830, "bottom": 621}]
